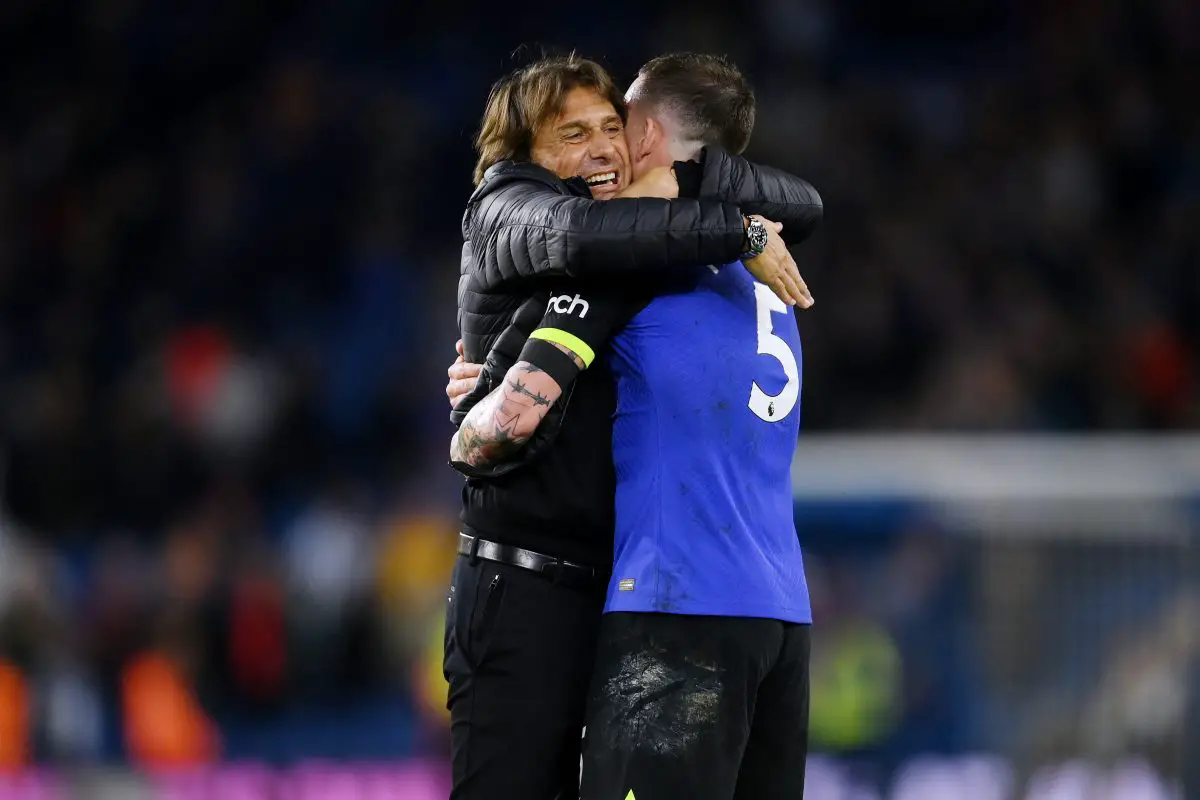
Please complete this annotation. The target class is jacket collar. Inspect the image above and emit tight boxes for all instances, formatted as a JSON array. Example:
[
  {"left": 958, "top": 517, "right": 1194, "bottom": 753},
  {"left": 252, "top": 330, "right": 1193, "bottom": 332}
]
[{"left": 696, "top": 145, "right": 730, "bottom": 199}]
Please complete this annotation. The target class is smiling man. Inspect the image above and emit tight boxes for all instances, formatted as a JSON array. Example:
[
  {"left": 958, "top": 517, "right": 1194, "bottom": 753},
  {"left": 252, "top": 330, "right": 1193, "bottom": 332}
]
[
  {"left": 445, "top": 53, "right": 818, "bottom": 800},
  {"left": 531, "top": 86, "right": 626, "bottom": 198}
]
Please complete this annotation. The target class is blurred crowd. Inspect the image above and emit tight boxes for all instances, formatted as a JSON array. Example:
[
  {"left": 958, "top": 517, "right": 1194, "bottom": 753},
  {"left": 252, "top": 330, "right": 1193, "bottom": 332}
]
[
  {"left": 0, "top": 0, "right": 1196, "bottom": 773},
  {"left": 0, "top": 487, "right": 463, "bottom": 766},
  {"left": 801, "top": 524, "right": 1197, "bottom": 789}
]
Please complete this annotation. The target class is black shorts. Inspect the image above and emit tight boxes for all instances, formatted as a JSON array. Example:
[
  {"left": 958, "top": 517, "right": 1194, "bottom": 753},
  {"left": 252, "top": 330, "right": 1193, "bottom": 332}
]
[
  {"left": 580, "top": 612, "right": 811, "bottom": 800},
  {"left": 444, "top": 554, "right": 606, "bottom": 800}
]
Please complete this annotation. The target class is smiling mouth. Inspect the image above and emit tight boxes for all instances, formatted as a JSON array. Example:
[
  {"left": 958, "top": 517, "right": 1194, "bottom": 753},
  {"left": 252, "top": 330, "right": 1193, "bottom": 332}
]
[{"left": 584, "top": 171, "right": 619, "bottom": 189}]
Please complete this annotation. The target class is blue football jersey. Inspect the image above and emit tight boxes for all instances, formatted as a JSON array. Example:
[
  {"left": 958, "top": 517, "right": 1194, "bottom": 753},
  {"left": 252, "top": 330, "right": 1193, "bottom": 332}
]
[{"left": 529, "top": 263, "right": 811, "bottom": 624}]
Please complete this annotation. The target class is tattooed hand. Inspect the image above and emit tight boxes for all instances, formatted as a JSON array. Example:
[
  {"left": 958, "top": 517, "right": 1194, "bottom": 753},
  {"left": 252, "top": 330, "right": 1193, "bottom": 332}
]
[
  {"left": 450, "top": 340, "right": 586, "bottom": 470},
  {"left": 450, "top": 361, "right": 561, "bottom": 468}
]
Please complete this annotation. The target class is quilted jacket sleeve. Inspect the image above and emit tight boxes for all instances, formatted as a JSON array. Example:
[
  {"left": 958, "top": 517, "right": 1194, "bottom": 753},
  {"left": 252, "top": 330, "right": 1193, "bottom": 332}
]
[
  {"left": 464, "top": 176, "right": 747, "bottom": 291},
  {"left": 448, "top": 291, "right": 548, "bottom": 428},
  {"left": 697, "top": 146, "right": 823, "bottom": 246}
]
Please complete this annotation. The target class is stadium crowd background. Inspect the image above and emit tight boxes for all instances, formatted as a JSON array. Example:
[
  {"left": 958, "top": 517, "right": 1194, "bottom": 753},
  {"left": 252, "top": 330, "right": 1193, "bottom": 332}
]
[{"left": 0, "top": 0, "right": 1195, "bottom": 792}]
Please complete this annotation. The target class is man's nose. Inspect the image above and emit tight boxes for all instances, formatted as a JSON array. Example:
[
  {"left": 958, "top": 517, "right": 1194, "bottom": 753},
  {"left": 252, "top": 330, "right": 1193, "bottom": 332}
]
[{"left": 587, "top": 130, "right": 617, "bottom": 161}]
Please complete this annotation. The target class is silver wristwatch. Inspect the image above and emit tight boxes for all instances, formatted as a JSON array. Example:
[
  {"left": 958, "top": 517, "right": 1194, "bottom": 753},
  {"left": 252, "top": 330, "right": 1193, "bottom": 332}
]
[{"left": 741, "top": 217, "right": 769, "bottom": 259}]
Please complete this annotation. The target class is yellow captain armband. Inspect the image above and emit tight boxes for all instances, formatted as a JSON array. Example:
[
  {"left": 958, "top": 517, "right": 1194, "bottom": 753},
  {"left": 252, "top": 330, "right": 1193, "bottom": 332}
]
[
  {"left": 519, "top": 333, "right": 589, "bottom": 390},
  {"left": 528, "top": 328, "right": 595, "bottom": 368}
]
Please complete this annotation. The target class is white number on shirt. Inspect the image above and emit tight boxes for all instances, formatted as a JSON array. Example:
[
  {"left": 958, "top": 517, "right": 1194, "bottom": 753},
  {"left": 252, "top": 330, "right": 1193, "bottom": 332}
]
[{"left": 748, "top": 282, "right": 800, "bottom": 422}]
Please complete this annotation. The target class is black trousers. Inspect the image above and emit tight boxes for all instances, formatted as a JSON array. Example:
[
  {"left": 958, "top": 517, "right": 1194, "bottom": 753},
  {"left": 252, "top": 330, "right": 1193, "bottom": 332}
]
[
  {"left": 444, "top": 553, "right": 607, "bottom": 800},
  {"left": 581, "top": 612, "right": 811, "bottom": 800}
]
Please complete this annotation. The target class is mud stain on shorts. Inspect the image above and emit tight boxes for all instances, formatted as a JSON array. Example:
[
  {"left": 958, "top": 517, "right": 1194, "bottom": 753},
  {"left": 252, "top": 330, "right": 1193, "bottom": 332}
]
[{"left": 599, "top": 648, "right": 724, "bottom": 757}]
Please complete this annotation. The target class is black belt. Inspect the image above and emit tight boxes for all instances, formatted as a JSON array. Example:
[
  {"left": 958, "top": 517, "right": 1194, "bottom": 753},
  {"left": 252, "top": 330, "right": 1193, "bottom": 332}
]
[{"left": 458, "top": 533, "right": 605, "bottom": 589}]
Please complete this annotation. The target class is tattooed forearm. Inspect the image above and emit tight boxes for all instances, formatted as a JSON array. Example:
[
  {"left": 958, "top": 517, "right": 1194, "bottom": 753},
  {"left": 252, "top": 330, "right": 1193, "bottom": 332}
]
[
  {"left": 506, "top": 365, "right": 553, "bottom": 407},
  {"left": 450, "top": 361, "right": 565, "bottom": 468}
]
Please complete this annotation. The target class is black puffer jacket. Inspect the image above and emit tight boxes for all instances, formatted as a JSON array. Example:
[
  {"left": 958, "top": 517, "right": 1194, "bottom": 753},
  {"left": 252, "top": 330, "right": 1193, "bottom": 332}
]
[
  {"left": 451, "top": 149, "right": 822, "bottom": 563},
  {"left": 452, "top": 146, "right": 823, "bottom": 427},
  {"left": 457, "top": 160, "right": 748, "bottom": 369}
]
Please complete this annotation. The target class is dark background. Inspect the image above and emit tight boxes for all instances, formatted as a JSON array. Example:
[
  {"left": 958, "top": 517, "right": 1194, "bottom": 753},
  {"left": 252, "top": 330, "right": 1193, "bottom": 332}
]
[{"left": 0, "top": 0, "right": 1194, "bottom": 789}]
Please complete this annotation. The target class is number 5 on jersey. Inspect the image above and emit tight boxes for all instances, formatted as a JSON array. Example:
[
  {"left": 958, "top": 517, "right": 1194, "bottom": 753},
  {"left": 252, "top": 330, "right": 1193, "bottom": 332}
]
[{"left": 749, "top": 282, "right": 800, "bottom": 422}]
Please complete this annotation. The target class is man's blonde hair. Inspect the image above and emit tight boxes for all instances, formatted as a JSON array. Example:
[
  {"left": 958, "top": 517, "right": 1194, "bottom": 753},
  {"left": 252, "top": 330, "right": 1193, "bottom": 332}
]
[{"left": 473, "top": 54, "right": 626, "bottom": 185}]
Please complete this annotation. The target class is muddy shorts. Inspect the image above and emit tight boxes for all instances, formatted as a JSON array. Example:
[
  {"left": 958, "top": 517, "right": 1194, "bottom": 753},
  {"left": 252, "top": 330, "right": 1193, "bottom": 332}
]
[{"left": 580, "top": 612, "right": 811, "bottom": 800}]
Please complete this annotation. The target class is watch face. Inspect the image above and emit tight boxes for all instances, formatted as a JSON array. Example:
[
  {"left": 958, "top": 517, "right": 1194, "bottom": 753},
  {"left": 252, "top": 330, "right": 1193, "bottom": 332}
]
[{"left": 750, "top": 222, "right": 769, "bottom": 252}]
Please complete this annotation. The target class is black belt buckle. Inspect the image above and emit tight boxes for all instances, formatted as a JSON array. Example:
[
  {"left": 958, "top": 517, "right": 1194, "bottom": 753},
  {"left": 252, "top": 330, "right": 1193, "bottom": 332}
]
[{"left": 540, "top": 559, "right": 566, "bottom": 584}]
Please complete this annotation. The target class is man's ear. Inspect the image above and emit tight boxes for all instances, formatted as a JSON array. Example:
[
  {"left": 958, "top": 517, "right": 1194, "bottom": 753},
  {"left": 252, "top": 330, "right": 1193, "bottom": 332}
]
[{"left": 638, "top": 117, "right": 663, "bottom": 160}]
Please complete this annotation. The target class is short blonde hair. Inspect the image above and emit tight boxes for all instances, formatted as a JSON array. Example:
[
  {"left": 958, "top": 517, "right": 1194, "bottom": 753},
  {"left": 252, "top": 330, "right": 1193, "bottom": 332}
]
[{"left": 473, "top": 54, "right": 626, "bottom": 185}]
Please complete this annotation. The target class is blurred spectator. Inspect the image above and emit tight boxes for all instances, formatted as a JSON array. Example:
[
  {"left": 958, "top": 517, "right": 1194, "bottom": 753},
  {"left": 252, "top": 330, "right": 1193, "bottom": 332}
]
[
  {"left": 225, "top": 547, "right": 287, "bottom": 710},
  {"left": 121, "top": 611, "right": 219, "bottom": 769},
  {"left": 165, "top": 325, "right": 280, "bottom": 458},
  {"left": 283, "top": 479, "right": 374, "bottom": 699},
  {"left": 39, "top": 651, "right": 104, "bottom": 764},
  {"left": 0, "top": 658, "right": 31, "bottom": 770},
  {"left": 1082, "top": 591, "right": 1199, "bottom": 772},
  {"left": 412, "top": 615, "right": 452, "bottom": 734},
  {"left": 808, "top": 614, "right": 904, "bottom": 754},
  {"left": 375, "top": 512, "right": 458, "bottom": 664}
]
